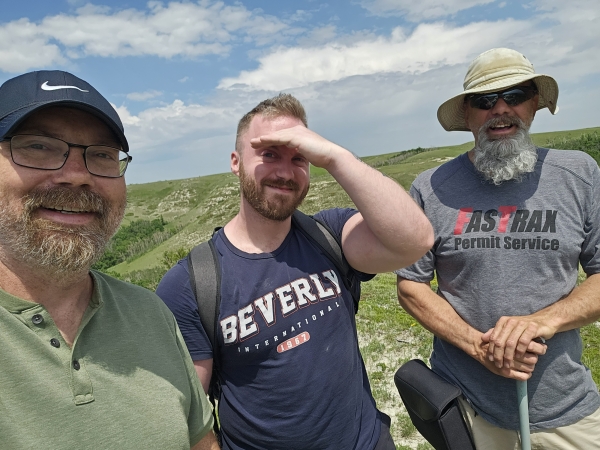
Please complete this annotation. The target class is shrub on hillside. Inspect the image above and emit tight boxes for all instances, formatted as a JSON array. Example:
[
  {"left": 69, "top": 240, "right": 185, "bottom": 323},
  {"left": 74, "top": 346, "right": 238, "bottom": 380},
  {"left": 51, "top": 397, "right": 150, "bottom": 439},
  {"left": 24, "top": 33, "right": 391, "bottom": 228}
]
[
  {"left": 94, "top": 217, "right": 167, "bottom": 270},
  {"left": 161, "top": 247, "right": 190, "bottom": 270},
  {"left": 102, "top": 246, "right": 190, "bottom": 292},
  {"left": 106, "top": 267, "right": 167, "bottom": 291},
  {"left": 371, "top": 147, "right": 432, "bottom": 167},
  {"left": 545, "top": 131, "right": 600, "bottom": 165}
]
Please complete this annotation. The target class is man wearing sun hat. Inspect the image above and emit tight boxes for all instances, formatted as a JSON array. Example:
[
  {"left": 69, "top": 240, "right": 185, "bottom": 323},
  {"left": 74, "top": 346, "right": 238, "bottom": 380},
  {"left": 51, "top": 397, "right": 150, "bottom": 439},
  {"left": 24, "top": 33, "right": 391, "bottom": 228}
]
[
  {"left": 0, "top": 70, "right": 218, "bottom": 449},
  {"left": 396, "top": 48, "right": 600, "bottom": 448}
]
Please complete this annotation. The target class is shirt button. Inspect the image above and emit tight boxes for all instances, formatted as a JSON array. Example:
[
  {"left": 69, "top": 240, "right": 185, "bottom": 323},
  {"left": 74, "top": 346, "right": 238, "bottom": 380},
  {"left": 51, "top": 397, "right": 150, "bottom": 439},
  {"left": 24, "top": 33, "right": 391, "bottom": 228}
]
[
  {"left": 50, "top": 338, "right": 60, "bottom": 348},
  {"left": 73, "top": 360, "right": 81, "bottom": 371},
  {"left": 32, "top": 314, "right": 44, "bottom": 325}
]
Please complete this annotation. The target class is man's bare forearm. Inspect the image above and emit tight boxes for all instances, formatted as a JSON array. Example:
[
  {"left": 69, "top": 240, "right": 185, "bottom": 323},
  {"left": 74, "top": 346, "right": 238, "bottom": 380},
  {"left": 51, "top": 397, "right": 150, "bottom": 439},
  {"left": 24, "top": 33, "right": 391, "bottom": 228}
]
[
  {"left": 326, "top": 151, "right": 434, "bottom": 272},
  {"left": 532, "top": 272, "right": 600, "bottom": 334},
  {"left": 397, "top": 276, "right": 540, "bottom": 380},
  {"left": 484, "top": 273, "right": 600, "bottom": 369},
  {"left": 396, "top": 277, "right": 482, "bottom": 357}
]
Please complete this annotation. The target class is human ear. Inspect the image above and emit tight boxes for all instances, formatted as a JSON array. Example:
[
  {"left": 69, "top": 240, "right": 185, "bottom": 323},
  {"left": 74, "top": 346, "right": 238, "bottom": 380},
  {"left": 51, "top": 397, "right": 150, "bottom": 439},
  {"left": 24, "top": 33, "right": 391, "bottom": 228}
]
[{"left": 231, "top": 151, "right": 240, "bottom": 177}]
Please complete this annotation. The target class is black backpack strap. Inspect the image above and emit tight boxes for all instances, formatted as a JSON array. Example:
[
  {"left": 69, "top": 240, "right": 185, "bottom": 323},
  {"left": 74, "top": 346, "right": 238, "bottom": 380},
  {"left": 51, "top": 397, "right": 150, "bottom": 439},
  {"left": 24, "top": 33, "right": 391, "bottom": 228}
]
[
  {"left": 187, "top": 236, "right": 222, "bottom": 439},
  {"left": 291, "top": 210, "right": 361, "bottom": 312},
  {"left": 187, "top": 239, "right": 221, "bottom": 356}
]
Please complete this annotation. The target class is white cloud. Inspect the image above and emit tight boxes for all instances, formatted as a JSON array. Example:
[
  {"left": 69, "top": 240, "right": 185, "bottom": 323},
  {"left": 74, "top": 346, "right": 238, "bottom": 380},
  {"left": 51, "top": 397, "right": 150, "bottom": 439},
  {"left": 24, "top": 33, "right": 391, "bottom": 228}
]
[
  {"left": 117, "top": 66, "right": 472, "bottom": 183},
  {"left": 359, "top": 0, "right": 495, "bottom": 21},
  {"left": 289, "top": 10, "right": 314, "bottom": 22},
  {"left": 179, "top": 76, "right": 190, "bottom": 83},
  {"left": 218, "top": 19, "right": 531, "bottom": 91},
  {"left": 218, "top": 0, "right": 600, "bottom": 94},
  {"left": 0, "top": 19, "right": 67, "bottom": 73},
  {"left": 115, "top": 96, "right": 246, "bottom": 182},
  {"left": 0, "top": 1, "right": 292, "bottom": 73},
  {"left": 527, "top": 0, "right": 600, "bottom": 82},
  {"left": 74, "top": 3, "right": 111, "bottom": 15},
  {"left": 296, "top": 24, "right": 338, "bottom": 46},
  {"left": 126, "top": 90, "right": 163, "bottom": 101}
]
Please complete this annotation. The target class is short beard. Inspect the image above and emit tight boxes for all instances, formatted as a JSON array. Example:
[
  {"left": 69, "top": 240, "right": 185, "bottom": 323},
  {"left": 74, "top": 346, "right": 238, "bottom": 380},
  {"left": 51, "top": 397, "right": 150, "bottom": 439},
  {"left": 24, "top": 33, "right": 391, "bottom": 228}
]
[
  {"left": 0, "top": 187, "right": 124, "bottom": 276},
  {"left": 473, "top": 116, "right": 538, "bottom": 185},
  {"left": 239, "top": 161, "right": 309, "bottom": 221}
]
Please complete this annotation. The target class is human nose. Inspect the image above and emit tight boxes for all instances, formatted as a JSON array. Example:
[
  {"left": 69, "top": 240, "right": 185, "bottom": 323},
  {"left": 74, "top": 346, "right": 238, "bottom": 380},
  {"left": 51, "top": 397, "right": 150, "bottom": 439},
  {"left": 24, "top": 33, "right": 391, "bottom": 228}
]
[
  {"left": 490, "top": 97, "right": 513, "bottom": 115},
  {"left": 274, "top": 157, "right": 296, "bottom": 180},
  {"left": 52, "top": 147, "right": 93, "bottom": 185}
]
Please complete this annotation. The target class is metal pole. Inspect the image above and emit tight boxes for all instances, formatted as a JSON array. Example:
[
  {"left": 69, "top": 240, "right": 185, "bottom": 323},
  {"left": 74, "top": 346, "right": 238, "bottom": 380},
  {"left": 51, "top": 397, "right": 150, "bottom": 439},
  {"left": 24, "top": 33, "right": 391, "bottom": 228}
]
[{"left": 517, "top": 380, "right": 531, "bottom": 450}]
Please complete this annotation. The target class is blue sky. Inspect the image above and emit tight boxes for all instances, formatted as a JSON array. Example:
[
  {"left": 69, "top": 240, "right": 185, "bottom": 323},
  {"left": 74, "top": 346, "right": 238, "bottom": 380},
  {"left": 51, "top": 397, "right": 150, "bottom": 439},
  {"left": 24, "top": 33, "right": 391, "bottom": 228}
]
[{"left": 1, "top": 0, "right": 598, "bottom": 184}]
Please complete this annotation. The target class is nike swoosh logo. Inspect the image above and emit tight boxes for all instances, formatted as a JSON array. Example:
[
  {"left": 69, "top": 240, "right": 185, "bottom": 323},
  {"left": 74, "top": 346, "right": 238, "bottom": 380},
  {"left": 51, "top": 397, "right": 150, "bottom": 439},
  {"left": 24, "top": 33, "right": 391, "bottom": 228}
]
[{"left": 41, "top": 81, "right": 89, "bottom": 92}]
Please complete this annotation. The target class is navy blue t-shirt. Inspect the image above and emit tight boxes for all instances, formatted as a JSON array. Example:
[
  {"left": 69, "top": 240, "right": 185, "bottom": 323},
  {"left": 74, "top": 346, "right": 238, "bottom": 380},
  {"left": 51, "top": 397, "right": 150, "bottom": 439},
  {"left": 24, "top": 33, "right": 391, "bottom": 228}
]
[{"left": 157, "top": 208, "right": 383, "bottom": 450}]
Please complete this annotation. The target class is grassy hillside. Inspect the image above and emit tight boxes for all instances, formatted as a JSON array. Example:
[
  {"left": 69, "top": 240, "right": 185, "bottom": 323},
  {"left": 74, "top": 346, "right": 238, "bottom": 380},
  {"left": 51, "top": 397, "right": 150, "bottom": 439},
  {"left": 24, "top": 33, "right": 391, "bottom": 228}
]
[{"left": 102, "top": 126, "right": 599, "bottom": 449}]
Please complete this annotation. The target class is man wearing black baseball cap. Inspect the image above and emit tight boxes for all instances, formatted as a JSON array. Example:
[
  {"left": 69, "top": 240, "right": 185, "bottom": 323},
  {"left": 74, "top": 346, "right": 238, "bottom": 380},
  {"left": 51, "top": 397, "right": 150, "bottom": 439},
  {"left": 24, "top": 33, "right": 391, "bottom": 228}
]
[
  {"left": 397, "top": 48, "right": 600, "bottom": 448},
  {"left": 0, "top": 71, "right": 218, "bottom": 450}
]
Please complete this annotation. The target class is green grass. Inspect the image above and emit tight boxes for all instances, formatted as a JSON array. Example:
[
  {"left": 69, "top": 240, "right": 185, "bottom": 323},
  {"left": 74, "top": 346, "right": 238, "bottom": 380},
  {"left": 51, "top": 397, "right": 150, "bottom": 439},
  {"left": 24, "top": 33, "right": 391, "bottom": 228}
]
[
  {"left": 582, "top": 323, "right": 600, "bottom": 386},
  {"left": 531, "top": 126, "right": 600, "bottom": 148},
  {"left": 396, "top": 413, "right": 417, "bottom": 438},
  {"left": 356, "top": 272, "right": 434, "bottom": 445}
]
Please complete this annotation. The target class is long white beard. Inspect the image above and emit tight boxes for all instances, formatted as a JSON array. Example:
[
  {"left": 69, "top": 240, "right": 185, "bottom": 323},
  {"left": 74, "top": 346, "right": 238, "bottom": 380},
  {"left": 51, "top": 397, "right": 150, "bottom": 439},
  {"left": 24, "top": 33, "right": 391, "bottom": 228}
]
[{"left": 473, "top": 116, "right": 538, "bottom": 185}]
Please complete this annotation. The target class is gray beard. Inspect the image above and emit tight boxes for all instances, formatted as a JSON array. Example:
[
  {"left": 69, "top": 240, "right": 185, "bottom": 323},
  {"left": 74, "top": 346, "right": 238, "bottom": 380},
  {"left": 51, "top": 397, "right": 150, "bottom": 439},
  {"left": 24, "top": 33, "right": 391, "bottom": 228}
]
[
  {"left": 473, "top": 116, "right": 538, "bottom": 185},
  {"left": 0, "top": 187, "right": 124, "bottom": 276}
]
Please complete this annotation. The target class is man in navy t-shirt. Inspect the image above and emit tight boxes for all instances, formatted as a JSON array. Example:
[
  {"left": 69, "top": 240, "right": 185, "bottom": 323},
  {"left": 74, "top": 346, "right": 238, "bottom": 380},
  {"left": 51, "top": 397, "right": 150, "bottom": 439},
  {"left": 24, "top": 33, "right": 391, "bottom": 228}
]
[{"left": 157, "top": 93, "right": 434, "bottom": 450}]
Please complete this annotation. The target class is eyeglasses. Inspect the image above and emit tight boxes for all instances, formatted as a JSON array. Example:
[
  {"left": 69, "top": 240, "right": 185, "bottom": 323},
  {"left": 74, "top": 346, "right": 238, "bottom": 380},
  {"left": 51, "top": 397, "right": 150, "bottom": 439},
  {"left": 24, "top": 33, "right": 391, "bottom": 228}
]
[
  {"left": 467, "top": 86, "right": 538, "bottom": 110},
  {"left": 4, "top": 134, "right": 132, "bottom": 178}
]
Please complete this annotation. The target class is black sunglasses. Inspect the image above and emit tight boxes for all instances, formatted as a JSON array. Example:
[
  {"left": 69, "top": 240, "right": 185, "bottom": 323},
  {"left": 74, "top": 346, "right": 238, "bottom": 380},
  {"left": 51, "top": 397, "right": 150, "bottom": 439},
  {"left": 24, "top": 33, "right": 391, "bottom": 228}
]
[{"left": 467, "top": 86, "right": 538, "bottom": 110}]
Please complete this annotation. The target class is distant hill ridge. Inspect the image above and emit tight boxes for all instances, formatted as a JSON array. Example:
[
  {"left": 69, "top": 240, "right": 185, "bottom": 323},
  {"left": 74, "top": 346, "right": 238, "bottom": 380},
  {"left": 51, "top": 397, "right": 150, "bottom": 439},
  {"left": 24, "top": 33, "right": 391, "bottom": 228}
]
[{"left": 104, "top": 126, "right": 599, "bottom": 287}]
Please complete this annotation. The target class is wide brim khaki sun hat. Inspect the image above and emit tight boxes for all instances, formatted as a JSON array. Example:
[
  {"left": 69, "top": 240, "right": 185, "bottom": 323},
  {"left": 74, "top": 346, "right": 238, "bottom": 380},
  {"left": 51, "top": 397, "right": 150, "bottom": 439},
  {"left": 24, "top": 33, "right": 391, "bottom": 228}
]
[{"left": 437, "top": 48, "right": 559, "bottom": 132}]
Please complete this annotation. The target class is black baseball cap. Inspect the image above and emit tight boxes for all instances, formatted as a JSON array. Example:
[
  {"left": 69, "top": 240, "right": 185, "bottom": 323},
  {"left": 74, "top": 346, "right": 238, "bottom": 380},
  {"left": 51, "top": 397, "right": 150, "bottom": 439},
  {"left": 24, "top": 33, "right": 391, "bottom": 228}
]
[{"left": 0, "top": 70, "right": 129, "bottom": 152}]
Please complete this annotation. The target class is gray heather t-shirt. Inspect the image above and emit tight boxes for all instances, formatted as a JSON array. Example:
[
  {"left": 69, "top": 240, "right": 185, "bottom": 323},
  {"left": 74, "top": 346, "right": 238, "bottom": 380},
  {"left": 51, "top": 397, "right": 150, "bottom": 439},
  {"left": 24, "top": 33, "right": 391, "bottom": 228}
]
[{"left": 396, "top": 148, "right": 600, "bottom": 430}]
